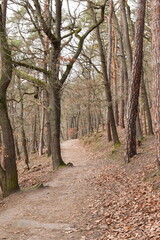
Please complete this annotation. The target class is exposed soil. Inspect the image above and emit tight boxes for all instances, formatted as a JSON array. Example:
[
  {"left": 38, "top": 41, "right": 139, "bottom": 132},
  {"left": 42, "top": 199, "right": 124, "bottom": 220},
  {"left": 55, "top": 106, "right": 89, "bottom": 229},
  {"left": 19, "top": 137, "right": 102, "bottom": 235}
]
[
  {"left": 0, "top": 134, "right": 160, "bottom": 240},
  {"left": 0, "top": 139, "right": 98, "bottom": 240}
]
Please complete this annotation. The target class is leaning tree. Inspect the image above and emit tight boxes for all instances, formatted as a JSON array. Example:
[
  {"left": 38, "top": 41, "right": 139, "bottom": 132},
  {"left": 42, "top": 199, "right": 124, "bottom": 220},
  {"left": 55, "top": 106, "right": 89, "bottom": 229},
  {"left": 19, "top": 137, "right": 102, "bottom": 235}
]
[{"left": 125, "top": 0, "right": 146, "bottom": 162}]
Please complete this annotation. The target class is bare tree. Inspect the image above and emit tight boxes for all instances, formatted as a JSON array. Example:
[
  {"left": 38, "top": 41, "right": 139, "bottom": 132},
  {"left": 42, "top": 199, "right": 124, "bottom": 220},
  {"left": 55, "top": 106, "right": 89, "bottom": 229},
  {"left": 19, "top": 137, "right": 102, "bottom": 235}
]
[{"left": 13, "top": 0, "right": 107, "bottom": 169}]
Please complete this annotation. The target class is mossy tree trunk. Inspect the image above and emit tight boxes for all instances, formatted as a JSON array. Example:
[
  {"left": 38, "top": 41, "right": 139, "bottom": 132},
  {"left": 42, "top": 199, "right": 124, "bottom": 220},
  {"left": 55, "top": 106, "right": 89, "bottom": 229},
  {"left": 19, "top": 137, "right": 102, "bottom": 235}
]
[{"left": 0, "top": 4, "right": 19, "bottom": 196}]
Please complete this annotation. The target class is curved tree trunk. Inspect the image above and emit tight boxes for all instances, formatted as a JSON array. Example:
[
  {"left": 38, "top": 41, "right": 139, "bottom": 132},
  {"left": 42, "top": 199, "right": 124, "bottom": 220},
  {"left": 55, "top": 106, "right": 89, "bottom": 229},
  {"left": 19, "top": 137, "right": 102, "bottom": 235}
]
[
  {"left": 0, "top": 4, "right": 19, "bottom": 196},
  {"left": 0, "top": 105, "right": 19, "bottom": 197}
]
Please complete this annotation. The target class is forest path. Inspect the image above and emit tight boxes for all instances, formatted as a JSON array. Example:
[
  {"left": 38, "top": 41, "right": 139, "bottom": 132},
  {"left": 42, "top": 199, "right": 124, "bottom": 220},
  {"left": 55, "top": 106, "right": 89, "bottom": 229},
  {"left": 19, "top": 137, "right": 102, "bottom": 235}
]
[{"left": 0, "top": 139, "right": 98, "bottom": 240}]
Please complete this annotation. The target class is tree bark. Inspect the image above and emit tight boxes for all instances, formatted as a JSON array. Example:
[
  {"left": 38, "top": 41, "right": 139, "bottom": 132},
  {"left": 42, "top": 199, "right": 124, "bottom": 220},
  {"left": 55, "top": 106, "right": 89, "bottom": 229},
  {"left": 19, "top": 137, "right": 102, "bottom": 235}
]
[
  {"left": 31, "top": 114, "right": 37, "bottom": 153},
  {"left": 1, "top": 0, "right": 7, "bottom": 28},
  {"left": 120, "top": 0, "right": 132, "bottom": 78},
  {"left": 44, "top": 90, "right": 52, "bottom": 156},
  {"left": 151, "top": 0, "right": 160, "bottom": 170},
  {"left": 125, "top": 0, "right": 146, "bottom": 162},
  {"left": 18, "top": 79, "right": 30, "bottom": 169},
  {"left": 113, "top": 9, "right": 128, "bottom": 123},
  {"left": 43, "top": 0, "right": 52, "bottom": 157},
  {"left": 49, "top": 84, "right": 65, "bottom": 169},
  {"left": 38, "top": 90, "right": 45, "bottom": 156},
  {"left": 119, "top": 63, "right": 125, "bottom": 128},
  {"left": 0, "top": 4, "right": 19, "bottom": 196},
  {"left": 141, "top": 72, "right": 154, "bottom": 136},
  {"left": 136, "top": 112, "right": 143, "bottom": 143},
  {"left": 15, "top": 137, "right": 21, "bottom": 161},
  {"left": 89, "top": 0, "right": 120, "bottom": 145},
  {"left": 112, "top": 34, "right": 119, "bottom": 126},
  {"left": 21, "top": 122, "right": 29, "bottom": 169}
]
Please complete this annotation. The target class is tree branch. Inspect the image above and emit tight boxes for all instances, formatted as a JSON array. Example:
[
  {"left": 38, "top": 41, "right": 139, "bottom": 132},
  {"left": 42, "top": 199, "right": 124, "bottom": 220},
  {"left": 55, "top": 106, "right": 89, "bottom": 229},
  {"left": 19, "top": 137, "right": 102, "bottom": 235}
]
[
  {"left": 15, "top": 69, "right": 47, "bottom": 88},
  {"left": 13, "top": 61, "right": 50, "bottom": 75},
  {"left": 33, "top": 0, "right": 58, "bottom": 45},
  {"left": 60, "top": 1, "right": 107, "bottom": 85},
  {"left": 81, "top": 52, "right": 102, "bottom": 75},
  {"left": 7, "top": 92, "right": 36, "bottom": 103}
]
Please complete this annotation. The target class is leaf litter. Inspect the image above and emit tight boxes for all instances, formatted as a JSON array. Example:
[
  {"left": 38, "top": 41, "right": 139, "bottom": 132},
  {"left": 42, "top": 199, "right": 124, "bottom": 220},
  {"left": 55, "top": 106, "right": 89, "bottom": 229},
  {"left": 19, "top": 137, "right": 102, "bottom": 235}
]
[{"left": 81, "top": 134, "right": 160, "bottom": 240}]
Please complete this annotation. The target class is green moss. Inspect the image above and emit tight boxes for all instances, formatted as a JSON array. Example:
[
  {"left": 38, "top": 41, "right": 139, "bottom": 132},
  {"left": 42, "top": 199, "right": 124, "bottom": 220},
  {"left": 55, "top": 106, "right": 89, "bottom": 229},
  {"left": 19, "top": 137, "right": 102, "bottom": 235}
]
[
  {"left": 15, "top": 70, "right": 47, "bottom": 88},
  {"left": 112, "top": 142, "right": 121, "bottom": 154},
  {"left": 2, "top": 174, "right": 19, "bottom": 197},
  {"left": 58, "top": 164, "right": 67, "bottom": 169},
  {"left": 22, "top": 183, "right": 44, "bottom": 192}
]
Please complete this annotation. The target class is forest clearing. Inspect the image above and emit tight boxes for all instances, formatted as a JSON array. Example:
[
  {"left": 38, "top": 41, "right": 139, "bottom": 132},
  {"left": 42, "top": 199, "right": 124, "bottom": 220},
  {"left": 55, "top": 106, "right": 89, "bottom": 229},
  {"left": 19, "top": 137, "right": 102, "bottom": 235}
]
[{"left": 0, "top": 0, "right": 160, "bottom": 239}]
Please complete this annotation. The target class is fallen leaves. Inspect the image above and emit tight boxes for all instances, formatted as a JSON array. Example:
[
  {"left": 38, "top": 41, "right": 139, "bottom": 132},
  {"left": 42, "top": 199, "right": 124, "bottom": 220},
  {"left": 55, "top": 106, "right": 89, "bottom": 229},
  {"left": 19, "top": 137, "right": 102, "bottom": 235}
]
[{"left": 81, "top": 135, "right": 160, "bottom": 240}]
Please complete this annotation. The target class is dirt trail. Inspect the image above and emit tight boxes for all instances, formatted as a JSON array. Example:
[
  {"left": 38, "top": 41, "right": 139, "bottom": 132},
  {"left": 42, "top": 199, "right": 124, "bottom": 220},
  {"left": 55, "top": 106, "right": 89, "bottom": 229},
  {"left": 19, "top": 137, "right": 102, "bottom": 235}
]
[{"left": 0, "top": 139, "right": 96, "bottom": 240}]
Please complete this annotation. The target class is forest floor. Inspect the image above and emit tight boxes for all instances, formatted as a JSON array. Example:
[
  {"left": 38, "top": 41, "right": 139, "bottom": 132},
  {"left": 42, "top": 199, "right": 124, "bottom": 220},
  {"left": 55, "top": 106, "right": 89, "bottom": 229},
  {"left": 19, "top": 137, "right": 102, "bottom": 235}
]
[{"left": 0, "top": 131, "right": 160, "bottom": 240}]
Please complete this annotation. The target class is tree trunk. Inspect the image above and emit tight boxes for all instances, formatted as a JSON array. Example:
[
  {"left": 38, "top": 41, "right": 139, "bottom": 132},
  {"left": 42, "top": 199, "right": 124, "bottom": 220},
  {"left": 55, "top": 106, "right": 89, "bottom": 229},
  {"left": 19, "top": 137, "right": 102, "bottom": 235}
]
[
  {"left": 15, "top": 137, "right": 21, "bottom": 161},
  {"left": 0, "top": 5, "right": 19, "bottom": 197},
  {"left": 89, "top": 1, "right": 120, "bottom": 145},
  {"left": 113, "top": 9, "right": 128, "bottom": 124},
  {"left": 44, "top": 90, "right": 52, "bottom": 157},
  {"left": 120, "top": 0, "right": 132, "bottom": 78},
  {"left": 112, "top": 36, "right": 119, "bottom": 126},
  {"left": 21, "top": 124, "right": 29, "bottom": 169},
  {"left": 107, "top": 119, "right": 112, "bottom": 142},
  {"left": 136, "top": 112, "right": 143, "bottom": 143},
  {"left": 49, "top": 85, "right": 65, "bottom": 169},
  {"left": 39, "top": 90, "right": 45, "bottom": 156},
  {"left": 151, "top": 0, "right": 160, "bottom": 170},
  {"left": 31, "top": 114, "right": 37, "bottom": 153},
  {"left": 143, "top": 108, "right": 147, "bottom": 136},
  {"left": 18, "top": 82, "right": 29, "bottom": 169},
  {"left": 1, "top": 0, "right": 7, "bottom": 28},
  {"left": 0, "top": 105, "right": 19, "bottom": 197},
  {"left": 107, "top": 0, "right": 113, "bottom": 82},
  {"left": 119, "top": 64, "right": 125, "bottom": 128},
  {"left": 43, "top": 0, "right": 51, "bottom": 157},
  {"left": 9, "top": 94, "right": 21, "bottom": 160},
  {"left": 125, "top": 0, "right": 146, "bottom": 162},
  {"left": 141, "top": 73, "right": 154, "bottom": 135}
]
